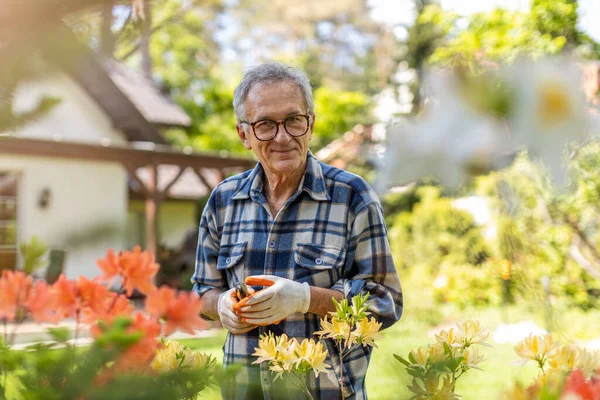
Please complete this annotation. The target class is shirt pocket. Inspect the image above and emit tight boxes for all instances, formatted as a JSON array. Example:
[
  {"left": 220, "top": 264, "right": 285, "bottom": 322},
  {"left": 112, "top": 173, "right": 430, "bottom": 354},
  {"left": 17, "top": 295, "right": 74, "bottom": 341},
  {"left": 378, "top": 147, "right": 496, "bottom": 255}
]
[
  {"left": 293, "top": 243, "right": 346, "bottom": 287},
  {"left": 217, "top": 241, "right": 247, "bottom": 285}
]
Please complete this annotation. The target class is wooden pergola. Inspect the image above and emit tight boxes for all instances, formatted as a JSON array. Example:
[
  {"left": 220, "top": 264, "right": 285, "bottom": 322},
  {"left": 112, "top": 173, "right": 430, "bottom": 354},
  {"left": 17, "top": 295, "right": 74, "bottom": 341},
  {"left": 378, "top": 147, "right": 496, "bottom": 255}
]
[{"left": 0, "top": 136, "right": 255, "bottom": 257}]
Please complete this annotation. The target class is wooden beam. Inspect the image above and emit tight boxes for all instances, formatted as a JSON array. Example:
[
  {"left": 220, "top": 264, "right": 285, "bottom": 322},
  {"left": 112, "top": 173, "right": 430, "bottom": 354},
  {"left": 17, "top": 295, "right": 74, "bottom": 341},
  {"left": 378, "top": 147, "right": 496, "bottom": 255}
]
[
  {"left": 193, "top": 168, "right": 214, "bottom": 191},
  {"left": 145, "top": 164, "right": 159, "bottom": 259},
  {"left": 159, "top": 166, "right": 186, "bottom": 201},
  {"left": 0, "top": 137, "right": 255, "bottom": 170},
  {"left": 124, "top": 164, "right": 151, "bottom": 198}
]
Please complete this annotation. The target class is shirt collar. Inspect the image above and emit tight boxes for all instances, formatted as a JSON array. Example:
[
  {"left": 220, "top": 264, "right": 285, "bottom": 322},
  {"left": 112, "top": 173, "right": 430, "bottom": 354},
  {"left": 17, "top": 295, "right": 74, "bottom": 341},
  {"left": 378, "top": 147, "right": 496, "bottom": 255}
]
[{"left": 231, "top": 151, "right": 330, "bottom": 202}]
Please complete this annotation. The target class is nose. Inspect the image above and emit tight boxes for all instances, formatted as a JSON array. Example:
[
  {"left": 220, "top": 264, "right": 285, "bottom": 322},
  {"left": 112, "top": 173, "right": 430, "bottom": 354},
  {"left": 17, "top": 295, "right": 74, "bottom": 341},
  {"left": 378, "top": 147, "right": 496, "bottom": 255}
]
[{"left": 273, "top": 122, "right": 292, "bottom": 144}]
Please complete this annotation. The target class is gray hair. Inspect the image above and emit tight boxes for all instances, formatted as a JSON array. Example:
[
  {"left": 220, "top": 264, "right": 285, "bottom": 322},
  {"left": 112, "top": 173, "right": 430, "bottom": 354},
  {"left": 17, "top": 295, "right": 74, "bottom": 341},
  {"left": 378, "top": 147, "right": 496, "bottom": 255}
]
[{"left": 233, "top": 61, "right": 314, "bottom": 122}]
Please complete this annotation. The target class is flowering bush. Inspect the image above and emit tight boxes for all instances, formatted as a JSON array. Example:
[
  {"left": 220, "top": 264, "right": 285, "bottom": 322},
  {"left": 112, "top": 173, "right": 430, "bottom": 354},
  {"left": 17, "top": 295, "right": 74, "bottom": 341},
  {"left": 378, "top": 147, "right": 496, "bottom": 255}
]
[
  {"left": 0, "top": 245, "right": 215, "bottom": 400},
  {"left": 252, "top": 293, "right": 382, "bottom": 399},
  {"left": 396, "top": 320, "right": 490, "bottom": 399},
  {"left": 503, "top": 333, "right": 600, "bottom": 399}
]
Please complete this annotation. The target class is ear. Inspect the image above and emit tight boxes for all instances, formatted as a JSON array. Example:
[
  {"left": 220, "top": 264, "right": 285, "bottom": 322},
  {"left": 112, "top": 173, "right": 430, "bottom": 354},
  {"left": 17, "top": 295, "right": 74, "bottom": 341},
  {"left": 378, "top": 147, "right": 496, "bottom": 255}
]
[
  {"left": 308, "top": 113, "right": 316, "bottom": 141},
  {"left": 237, "top": 123, "right": 252, "bottom": 150}
]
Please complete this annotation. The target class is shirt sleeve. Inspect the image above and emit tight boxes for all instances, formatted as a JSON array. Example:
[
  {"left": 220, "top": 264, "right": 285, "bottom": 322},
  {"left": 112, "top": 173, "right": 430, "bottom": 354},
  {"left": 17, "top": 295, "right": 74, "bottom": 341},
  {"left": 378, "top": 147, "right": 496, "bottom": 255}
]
[
  {"left": 191, "top": 192, "right": 226, "bottom": 297},
  {"left": 330, "top": 202, "right": 403, "bottom": 330}
]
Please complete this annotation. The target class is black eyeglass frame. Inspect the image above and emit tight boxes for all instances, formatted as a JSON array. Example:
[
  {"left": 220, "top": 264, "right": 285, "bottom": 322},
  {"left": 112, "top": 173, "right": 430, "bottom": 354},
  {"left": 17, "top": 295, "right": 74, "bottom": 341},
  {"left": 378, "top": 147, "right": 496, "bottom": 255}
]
[{"left": 240, "top": 114, "right": 312, "bottom": 142}]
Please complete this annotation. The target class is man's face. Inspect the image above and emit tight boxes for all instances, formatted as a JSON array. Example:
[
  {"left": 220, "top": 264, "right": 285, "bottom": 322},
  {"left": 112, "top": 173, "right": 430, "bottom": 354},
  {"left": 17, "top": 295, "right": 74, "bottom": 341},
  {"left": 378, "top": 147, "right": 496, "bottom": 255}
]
[{"left": 236, "top": 81, "right": 314, "bottom": 177}]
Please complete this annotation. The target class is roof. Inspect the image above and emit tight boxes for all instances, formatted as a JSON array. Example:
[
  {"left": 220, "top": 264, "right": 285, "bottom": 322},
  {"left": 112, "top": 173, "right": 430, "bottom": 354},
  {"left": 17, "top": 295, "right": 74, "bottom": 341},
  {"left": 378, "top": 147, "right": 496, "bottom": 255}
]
[
  {"left": 42, "top": 24, "right": 168, "bottom": 144},
  {"left": 314, "top": 124, "right": 374, "bottom": 169},
  {"left": 130, "top": 165, "right": 224, "bottom": 200},
  {"left": 103, "top": 59, "right": 192, "bottom": 128}
]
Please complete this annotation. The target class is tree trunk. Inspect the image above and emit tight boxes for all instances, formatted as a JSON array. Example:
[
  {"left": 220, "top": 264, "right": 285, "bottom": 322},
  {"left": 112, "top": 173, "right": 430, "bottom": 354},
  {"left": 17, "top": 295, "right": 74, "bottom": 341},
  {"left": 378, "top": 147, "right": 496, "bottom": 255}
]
[
  {"left": 140, "top": 0, "right": 153, "bottom": 79},
  {"left": 99, "top": 1, "right": 114, "bottom": 57}
]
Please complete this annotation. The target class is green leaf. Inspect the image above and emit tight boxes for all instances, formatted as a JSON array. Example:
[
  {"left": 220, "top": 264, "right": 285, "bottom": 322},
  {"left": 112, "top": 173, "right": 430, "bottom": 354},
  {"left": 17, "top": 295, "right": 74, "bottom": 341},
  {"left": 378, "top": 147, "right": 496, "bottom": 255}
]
[
  {"left": 394, "top": 354, "right": 411, "bottom": 367},
  {"left": 408, "top": 352, "right": 416, "bottom": 364},
  {"left": 19, "top": 236, "right": 49, "bottom": 274},
  {"left": 47, "top": 327, "right": 70, "bottom": 343}
]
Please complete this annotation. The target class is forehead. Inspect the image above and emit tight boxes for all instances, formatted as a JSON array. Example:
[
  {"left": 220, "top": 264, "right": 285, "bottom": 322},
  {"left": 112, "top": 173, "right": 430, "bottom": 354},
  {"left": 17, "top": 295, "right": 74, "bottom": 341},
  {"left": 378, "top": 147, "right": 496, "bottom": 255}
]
[{"left": 245, "top": 81, "right": 305, "bottom": 120}]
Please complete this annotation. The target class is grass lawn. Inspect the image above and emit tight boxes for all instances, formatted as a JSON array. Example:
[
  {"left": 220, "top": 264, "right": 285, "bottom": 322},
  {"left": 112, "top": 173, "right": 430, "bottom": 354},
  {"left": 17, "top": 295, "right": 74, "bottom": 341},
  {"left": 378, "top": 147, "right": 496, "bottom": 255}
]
[{"left": 179, "top": 300, "right": 600, "bottom": 400}]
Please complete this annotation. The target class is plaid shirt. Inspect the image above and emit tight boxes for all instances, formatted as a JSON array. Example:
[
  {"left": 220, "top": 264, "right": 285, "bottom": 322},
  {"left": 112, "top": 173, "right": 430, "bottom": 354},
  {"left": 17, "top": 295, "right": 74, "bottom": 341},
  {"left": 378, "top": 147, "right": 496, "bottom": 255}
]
[{"left": 192, "top": 152, "right": 403, "bottom": 400}]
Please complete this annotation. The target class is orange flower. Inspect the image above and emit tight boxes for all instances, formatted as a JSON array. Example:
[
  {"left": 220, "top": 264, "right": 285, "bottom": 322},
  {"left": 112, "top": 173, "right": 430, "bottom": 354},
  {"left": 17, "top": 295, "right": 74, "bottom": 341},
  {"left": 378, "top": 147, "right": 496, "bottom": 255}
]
[
  {"left": 0, "top": 270, "right": 33, "bottom": 321},
  {"left": 79, "top": 278, "right": 134, "bottom": 325},
  {"left": 25, "top": 281, "right": 56, "bottom": 323},
  {"left": 96, "top": 249, "right": 121, "bottom": 283},
  {"left": 120, "top": 246, "right": 159, "bottom": 296},
  {"left": 96, "top": 246, "right": 159, "bottom": 296},
  {"left": 145, "top": 286, "right": 206, "bottom": 336},
  {"left": 84, "top": 293, "right": 134, "bottom": 325},
  {"left": 115, "top": 312, "right": 161, "bottom": 373},
  {"left": 562, "top": 369, "right": 600, "bottom": 400},
  {"left": 51, "top": 275, "right": 80, "bottom": 319}
]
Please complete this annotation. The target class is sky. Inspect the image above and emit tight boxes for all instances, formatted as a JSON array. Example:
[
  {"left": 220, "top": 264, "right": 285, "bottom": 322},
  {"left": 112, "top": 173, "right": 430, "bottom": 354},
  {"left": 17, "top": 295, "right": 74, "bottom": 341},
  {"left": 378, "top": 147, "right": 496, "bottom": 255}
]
[{"left": 368, "top": 0, "right": 600, "bottom": 42}]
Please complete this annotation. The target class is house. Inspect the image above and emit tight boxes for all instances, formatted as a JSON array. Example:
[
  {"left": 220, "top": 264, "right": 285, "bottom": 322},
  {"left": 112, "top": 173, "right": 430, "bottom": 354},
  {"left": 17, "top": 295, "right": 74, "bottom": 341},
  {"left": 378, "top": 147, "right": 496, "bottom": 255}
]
[{"left": 0, "top": 25, "right": 254, "bottom": 280}]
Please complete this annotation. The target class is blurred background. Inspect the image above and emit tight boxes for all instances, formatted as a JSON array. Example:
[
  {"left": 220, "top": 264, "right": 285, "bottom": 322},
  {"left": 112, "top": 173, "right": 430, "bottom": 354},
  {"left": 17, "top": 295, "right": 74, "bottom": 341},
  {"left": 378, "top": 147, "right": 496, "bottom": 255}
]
[{"left": 2, "top": 0, "right": 600, "bottom": 398}]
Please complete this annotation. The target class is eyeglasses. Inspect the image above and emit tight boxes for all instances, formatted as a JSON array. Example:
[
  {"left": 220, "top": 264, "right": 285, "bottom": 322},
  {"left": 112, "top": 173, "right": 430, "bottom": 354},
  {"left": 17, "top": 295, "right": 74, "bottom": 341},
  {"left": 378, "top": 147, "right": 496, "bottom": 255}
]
[{"left": 241, "top": 114, "right": 311, "bottom": 141}]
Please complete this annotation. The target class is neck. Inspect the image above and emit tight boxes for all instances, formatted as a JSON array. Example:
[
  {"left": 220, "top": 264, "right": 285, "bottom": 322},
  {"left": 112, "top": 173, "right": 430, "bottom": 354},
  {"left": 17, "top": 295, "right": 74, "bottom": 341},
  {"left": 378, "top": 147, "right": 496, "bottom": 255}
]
[{"left": 263, "top": 160, "right": 307, "bottom": 207}]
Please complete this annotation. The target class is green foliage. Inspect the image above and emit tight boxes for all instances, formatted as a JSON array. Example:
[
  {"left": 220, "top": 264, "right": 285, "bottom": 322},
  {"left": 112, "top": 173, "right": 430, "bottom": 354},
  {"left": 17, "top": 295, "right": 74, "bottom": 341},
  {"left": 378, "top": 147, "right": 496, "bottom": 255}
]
[
  {"left": 166, "top": 73, "right": 246, "bottom": 155},
  {"left": 18, "top": 236, "right": 48, "bottom": 275},
  {"left": 389, "top": 186, "right": 490, "bottom": 271},
  {"left": 405, "top": 4, "right": 457, "bottom": 71},
  {"left": 474, "top": 149, "right": 600, "bottom": 311},
  {"left": 312, "top": 87, "right": 373, "bottom": 151},
  {"left": 386, "top": 186, "right": 499, "bottom": 308},
  {"left": 0, "top": 316, "right": 217, "bottom": 400},
  {"left": 429, "top": 8, "right": 567, "bottom": 67},
  {"left": 427, "top": 0, "right": 599, "bottom": 68},
  {"left": 0, "top": 57, "right": 61, "bottom": 134}
]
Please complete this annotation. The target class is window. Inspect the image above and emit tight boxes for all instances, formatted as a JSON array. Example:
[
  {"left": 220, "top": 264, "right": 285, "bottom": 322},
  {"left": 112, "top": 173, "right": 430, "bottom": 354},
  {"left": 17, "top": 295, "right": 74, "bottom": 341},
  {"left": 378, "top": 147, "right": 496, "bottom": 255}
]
[{"left": 0, "top": 172, "right": 18, "bottom": 270}]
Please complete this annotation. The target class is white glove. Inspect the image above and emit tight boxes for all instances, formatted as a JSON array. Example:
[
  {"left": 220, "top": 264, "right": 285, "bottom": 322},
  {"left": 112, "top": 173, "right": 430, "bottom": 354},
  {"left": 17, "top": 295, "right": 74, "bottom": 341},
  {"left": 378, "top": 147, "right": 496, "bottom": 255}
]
[
  {"left": 234, "top": 275, "right": 311, "bottom": 326},
  {"left": 218, "top": 288, "right": 256, "bottom": 335}
]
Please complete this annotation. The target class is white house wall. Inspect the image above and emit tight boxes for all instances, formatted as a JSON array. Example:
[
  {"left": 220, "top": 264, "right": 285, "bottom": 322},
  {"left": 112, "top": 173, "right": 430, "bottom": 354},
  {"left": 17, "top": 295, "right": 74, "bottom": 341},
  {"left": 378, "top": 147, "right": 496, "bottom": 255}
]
[
  {"left": 128, "top": 200, "right": 197, "bottom": 250},
  {"left": 12, "top": 71, "right": 126, "bottom": 145},
  {"left": 0, "top": 155, "right": 127, "bottom": 279}
]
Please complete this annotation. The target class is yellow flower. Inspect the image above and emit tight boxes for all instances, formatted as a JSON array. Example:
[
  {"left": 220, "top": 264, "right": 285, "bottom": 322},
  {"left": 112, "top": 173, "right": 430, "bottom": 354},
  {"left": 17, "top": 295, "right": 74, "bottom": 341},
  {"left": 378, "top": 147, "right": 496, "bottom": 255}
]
[
  {"left": 456, "top": 320, "right": 490, "bottom": 347},
  {"left": 461, "top": 346, "right": 485, "bottom": 370},
  {"left": 275, "top": 334, "right": 297, "bottom": 366},
  {"left": 190, "top": 351, "right": 215, "bottom": 371},
  {"left": 151, "top": 340, "right": 186, "bottom": 372},
  {"left": 431, "top": 376, "right": 459, "bottom": 400},
  {"left": 537, "top": 80, "right": 574, "bottom": 127},
  {"left": 500, "top": 383, "right": 534, "bottom": 400},
  {"left": 435, "top": 327, "right": 463, "bottom": 350},
  {"left": 576, "top": 348, "right": 600, "bottom": 378},
  {"left": 536, "top": 368, "right": 564, "bottom": 388},
  {"left": 351, "top": 317, "right": 383, "bottom": 348},
  {"left": 428, "top": 342, "right": 447, "bottom": 364},
  {"left": 315, "top": 317, "right": 353, "bottom": 344},
  {"left": 548, "top": 345, "right": 578, "bottom": 371},
  {"left": 515, "top": 334, "right": 558, "bottom": 366},
  {"left": 293, "top": 339, "right": 331, "bottom": 378},
  {"left": 410, "top": 346, "right": 428, "bottom": 366},
  {"left": 252, "top": 334, "right": 278, "bottom": 364}
]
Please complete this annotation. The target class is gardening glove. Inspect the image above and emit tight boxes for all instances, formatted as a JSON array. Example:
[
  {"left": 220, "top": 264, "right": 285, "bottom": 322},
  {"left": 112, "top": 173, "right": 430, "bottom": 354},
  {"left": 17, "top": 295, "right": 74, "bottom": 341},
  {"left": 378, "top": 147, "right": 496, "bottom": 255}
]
[
  {"left": 217, "top": 288, "right": 256, "bottom": 335},
  {"left": 233, "top": 275, "right": 310, "bottom": 326}
]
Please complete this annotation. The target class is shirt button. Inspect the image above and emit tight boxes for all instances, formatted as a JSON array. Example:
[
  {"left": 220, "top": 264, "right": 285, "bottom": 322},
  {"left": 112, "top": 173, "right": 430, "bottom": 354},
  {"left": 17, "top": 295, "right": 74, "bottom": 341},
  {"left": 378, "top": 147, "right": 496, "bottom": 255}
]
[
  {"left": 315, "top": 258, "right": 323, "bottom": 265},
  {"left": 268, "top": 240, "right": 276, "bottom": 248},
  {"left": 225, "top": 257, "right": 231, "bottom": 264}
]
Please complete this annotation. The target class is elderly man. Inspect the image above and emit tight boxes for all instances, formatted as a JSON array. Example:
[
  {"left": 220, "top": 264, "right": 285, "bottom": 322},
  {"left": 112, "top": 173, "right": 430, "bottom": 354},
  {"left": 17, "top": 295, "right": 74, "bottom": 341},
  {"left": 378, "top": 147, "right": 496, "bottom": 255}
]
[{"left": 192, "top": 61, "right": 402, "bottom": 399}]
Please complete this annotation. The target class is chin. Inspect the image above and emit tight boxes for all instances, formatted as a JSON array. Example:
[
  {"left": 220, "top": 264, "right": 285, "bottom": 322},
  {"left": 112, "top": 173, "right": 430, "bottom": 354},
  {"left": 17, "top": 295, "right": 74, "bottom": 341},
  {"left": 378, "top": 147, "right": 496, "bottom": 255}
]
[{"left": 270, "top": 158, "right": 303, "bottom": 175}]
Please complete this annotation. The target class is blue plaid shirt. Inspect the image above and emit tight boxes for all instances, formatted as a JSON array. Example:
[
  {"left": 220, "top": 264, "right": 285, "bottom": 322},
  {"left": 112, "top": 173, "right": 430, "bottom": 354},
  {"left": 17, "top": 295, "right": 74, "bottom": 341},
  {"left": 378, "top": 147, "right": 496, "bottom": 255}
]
[{"left": 192, "top": 152, "right": 403, "bottom": 399}]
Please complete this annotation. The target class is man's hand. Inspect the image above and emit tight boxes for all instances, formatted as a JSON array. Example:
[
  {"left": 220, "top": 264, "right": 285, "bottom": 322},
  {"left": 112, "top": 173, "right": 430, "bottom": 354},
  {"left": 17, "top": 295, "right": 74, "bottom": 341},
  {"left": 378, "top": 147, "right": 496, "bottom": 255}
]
[
  {"left": 218, "top": 288, "right": 256, "bottom": 335},
  {"left": 233, "top": 275, "right": 310, "bottom": 326}
]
